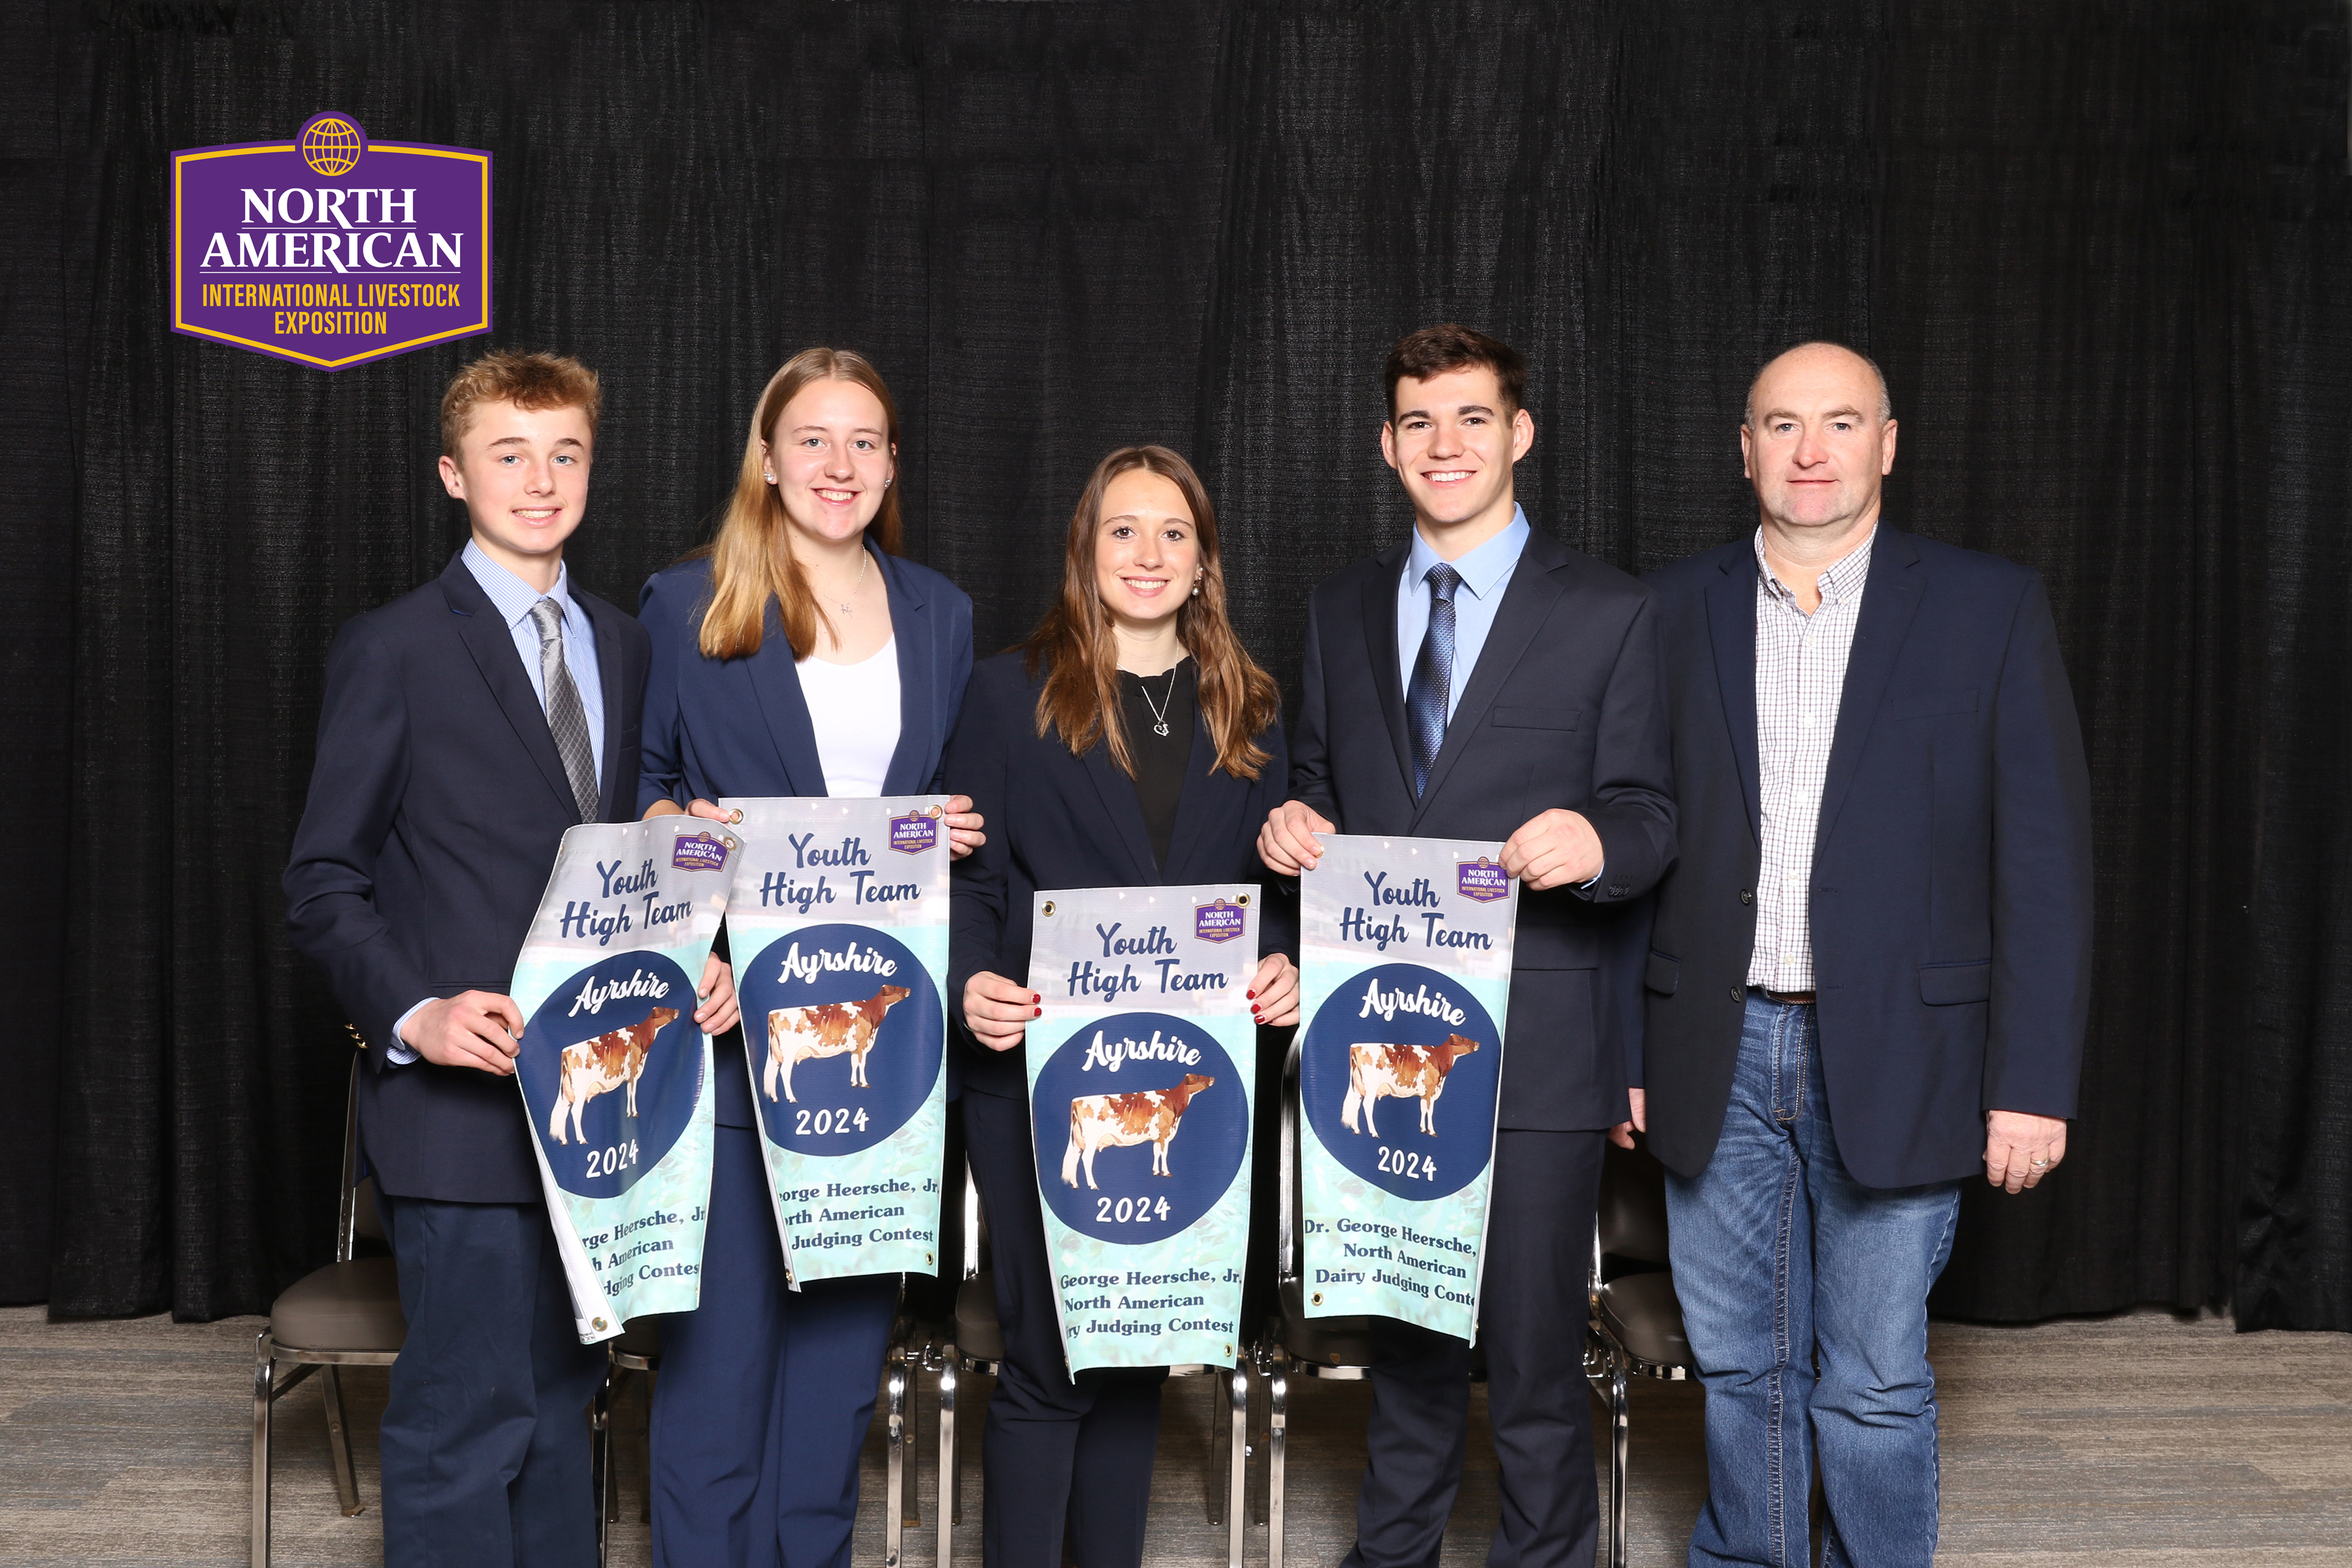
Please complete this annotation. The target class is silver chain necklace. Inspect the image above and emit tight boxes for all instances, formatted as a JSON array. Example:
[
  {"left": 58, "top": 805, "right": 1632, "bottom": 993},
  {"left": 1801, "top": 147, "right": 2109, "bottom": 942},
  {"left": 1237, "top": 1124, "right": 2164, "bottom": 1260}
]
[
  {"left": 1136, "top": 664, "right": 1180, "bottom": 738},
  {"left": 824, "top": 549, "right": 870, "bottom": 616}
]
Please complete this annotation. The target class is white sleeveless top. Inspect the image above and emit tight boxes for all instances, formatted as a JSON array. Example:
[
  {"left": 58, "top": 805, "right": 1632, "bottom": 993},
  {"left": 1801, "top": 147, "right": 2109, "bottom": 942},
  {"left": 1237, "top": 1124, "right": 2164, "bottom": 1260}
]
[{"left": 797, "top": 638, "right": 902, "bottom": 797}]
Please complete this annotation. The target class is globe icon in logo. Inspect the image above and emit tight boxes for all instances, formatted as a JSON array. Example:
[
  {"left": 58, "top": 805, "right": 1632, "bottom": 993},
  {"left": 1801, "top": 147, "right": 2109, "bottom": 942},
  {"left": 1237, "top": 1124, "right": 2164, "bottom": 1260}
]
[{"left": 299, "top": 115, "right": 364, "bottom": 178}]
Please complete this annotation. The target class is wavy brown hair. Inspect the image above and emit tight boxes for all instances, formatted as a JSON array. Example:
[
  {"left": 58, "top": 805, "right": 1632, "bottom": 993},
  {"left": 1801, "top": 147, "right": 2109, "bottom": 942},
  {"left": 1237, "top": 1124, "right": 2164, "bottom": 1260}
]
[
  {"left": 1022, "top": 446, "right": 1281, "bottom": 780},
  {"left": 695, "top": 348, "right": 904, "bottom": 661}
]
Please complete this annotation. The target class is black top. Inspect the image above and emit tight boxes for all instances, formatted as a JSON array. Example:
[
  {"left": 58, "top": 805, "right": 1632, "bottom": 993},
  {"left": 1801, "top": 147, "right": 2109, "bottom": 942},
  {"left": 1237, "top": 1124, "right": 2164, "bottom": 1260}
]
[{"left": 1116, "top": 658, "right": 1198, "bottom": 871}]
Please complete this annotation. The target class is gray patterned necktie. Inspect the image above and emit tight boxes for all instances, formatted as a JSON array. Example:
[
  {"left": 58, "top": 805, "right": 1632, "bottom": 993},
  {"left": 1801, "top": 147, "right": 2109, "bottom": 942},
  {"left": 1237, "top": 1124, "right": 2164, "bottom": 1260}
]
[
  {"left": 1405, "top": 563, "right": 1462, "bottom": 798},
  {"left": 527, "top": 598, "right": 601, "bottom": 822}
]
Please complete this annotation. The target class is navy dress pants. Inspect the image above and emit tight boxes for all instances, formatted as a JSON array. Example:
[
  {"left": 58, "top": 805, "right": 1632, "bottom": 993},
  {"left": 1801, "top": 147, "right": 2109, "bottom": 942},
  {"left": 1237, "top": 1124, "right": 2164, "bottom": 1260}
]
[
  {"left": 1343, "top": 1129, "right": 1606, "bottom": 1568},
  {"left": 963, "top": 1086, "right": 1167, "bottom": 1568},
  {"left": 376, "top": 1193, "right": 608, "bottom": 1568},
  {"left": 649, "top": 1121, "right": 900, "bottom": 1568}
]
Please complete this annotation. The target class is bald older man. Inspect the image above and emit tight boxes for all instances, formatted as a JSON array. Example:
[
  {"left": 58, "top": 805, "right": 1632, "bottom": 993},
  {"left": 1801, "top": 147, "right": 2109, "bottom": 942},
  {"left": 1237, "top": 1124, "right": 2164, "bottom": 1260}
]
[{"left": 1632, "top": 342, "right": 2092, "bottom": 1567}]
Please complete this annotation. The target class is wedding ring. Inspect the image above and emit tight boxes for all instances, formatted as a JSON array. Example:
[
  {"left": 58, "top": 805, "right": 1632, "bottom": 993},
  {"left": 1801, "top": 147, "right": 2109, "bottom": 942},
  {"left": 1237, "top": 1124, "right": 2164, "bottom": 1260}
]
[{"left": 2031, "top": 1157, "right": 2049, "bottom": 1167}]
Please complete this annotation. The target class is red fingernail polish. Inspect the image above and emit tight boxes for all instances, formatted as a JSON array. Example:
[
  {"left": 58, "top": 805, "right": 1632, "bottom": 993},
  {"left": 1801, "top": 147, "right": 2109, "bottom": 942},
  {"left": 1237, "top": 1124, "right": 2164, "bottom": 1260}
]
[{"left": 1033, "top": 1007, "right": 1042, "bottom": 1018}]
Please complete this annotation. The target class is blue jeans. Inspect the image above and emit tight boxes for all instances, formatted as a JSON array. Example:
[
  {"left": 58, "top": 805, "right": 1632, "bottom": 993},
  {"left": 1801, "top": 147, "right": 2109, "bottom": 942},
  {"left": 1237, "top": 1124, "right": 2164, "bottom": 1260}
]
[{"left": 1663, "top": 993, "right": 1963, "bottom": 1568}]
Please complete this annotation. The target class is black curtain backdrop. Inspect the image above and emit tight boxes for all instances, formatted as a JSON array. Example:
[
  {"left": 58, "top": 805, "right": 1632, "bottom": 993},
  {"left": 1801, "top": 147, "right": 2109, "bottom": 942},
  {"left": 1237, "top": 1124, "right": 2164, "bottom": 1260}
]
[{"left": 5, "top": 1, "right": 2346, "bottom": 1331}]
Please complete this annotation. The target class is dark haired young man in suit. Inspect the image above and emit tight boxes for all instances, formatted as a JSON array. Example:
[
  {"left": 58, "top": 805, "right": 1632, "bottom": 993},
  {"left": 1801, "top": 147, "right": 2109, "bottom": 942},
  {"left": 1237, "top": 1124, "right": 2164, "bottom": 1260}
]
[
  {"left": 1261, "top": 325, "right": 1675, "bottom": 1568},
  {"left": 285, "top": 350, "right": 737, "bottom": 1567},
  {"left": 1637, "top": 342, "right": 2090, "bottom": 1567}
]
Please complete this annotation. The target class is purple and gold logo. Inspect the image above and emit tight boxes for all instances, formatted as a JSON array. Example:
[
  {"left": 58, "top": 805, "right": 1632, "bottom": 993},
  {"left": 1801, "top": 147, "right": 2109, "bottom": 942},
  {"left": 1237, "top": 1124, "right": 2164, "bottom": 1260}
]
[
  {"left": 671, "top": 832, "right": 732, "bottom": 874},
  {"left": 1457, "top": 857, "right": 1510, "bottom": 904},
  {"left": 889, "top": 809, "right": 941, "bottom": 856},
  {"left": 171, "top": 112, "right": 491, "bottom": 370},
  {"left": 1195, "top": 898, "right": 1247, "bottom": 945}
]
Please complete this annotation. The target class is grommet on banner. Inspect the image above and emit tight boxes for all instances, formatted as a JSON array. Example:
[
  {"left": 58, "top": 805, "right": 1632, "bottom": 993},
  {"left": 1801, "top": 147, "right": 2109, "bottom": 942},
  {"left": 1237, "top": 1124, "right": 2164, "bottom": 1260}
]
[{"left": 1042, "top": 900, "right": 1056, "bottom": 917}]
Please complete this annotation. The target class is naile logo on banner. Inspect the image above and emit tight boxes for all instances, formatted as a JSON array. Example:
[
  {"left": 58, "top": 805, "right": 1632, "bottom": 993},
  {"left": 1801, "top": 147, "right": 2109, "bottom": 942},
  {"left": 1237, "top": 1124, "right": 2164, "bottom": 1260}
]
[{"left": 171, "top": 112, "right": 493, "bottom": 370}]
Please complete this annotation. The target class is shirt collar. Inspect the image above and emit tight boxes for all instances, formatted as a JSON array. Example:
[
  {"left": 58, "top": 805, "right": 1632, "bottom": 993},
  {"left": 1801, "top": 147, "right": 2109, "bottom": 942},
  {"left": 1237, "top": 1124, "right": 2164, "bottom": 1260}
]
[
  {"left": 463, "top": 538, "right": 575, "bottom": 630},
  {"left": 1752, "top": 524, "right": 1876, "bottom": 609},
  {"left": 1407, "top": 504, "right": 1530, "bottom": 600}
]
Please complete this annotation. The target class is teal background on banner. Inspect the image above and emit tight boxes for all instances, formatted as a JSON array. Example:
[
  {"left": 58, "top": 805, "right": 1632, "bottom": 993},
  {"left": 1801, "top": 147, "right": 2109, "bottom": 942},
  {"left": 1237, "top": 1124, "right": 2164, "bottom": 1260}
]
[
  {"left": 508, "top": 817, "right": 733, "bottom": 1342},
  {"left": 1025, "top": 885, "right": 1258, "bottom": 1373},
  {"left": 721, "top": 796, "right": 949, "bottom": 1283},
  {"left": 1294, "top": 836, "right": 1517, "bottom": 1342}
]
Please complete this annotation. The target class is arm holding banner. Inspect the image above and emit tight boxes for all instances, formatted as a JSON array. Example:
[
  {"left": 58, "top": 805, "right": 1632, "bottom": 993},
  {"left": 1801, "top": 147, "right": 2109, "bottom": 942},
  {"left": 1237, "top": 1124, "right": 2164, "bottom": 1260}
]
[
  {"left": 1554, "top": 591, "right": 1675, "bottom": 906},
  {"left": 1260, "top": 597, "right": 1335, "bottom": 876},
  {"left": 285, "top": 614, "right": 436, "bottom": 1070},
  {"left": 946, "top": 666, "right": 1034, "bottom": 1047}
]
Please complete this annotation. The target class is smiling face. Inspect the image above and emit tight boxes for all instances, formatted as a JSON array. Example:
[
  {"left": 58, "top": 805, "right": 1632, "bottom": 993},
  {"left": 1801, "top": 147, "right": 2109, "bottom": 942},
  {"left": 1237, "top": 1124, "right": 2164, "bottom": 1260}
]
[
  {"left": 761, "top": 376, "right": 895, "bottom": 549},
  {"left": 1380, "top": 365, "right": 1535, "bottom": 545},
  {"left": 1740, "top": 344, "right": 1897, "bottom": 538},
  {"left": 437, "top": 399, "right": 593, "bottom": 582},
  {"left": 1092, "top": 467, "right": 1201, "bottom": 632}
]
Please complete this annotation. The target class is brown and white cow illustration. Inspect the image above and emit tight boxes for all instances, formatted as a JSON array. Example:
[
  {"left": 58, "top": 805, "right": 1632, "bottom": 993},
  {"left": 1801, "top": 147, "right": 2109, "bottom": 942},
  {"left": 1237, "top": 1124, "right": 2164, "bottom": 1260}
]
[
  {"left": 548, "top": 1006, "right": 679, "bottom": 1146},
  {"left": 1341, "top": 1034, "right": 1480, "bottom": 1137},
  {"left": 1062, "top": 1073, "right": 1216, "bottom": 1190},
  {"left": 763, "top": 985, "right": 913, "bottom": 1104}
]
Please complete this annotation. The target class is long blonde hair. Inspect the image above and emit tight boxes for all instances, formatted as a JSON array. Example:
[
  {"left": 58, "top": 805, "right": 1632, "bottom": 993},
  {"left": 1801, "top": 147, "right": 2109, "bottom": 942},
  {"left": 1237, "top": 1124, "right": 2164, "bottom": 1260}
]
[
  {"left": 696, "top": 348, "right": 903, "bottom": 661},
  {"left": 1022, "top": 446, "right": 1281, "bottom": 780}
]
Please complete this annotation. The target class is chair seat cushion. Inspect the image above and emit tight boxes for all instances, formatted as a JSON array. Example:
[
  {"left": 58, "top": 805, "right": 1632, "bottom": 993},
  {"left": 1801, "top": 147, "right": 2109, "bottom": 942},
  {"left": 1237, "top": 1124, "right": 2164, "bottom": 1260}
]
[
  {"left": 1598, "top": 1269, "right": 1690, "bottom": 1369},
  {"left": 613, "top": 1319, "right": 661, "bottom": 1366},
  {"left": 955, "top": 1272, "right": 1005, "bottom": 1363},
  {"left": 270, "top": 1258, "right": 406, "bottom": 1353},
  {"left": 1278, "top": 1278, "right": 1379, "bottom": 1369}
]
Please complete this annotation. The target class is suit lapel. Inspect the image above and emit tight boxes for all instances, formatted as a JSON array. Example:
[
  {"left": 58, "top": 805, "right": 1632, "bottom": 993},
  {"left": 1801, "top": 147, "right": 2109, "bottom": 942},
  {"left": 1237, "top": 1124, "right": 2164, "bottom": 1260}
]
[
  {"left": 1410, "top": 538, "right": 1565, "bottom": 828},
  {"left": 442, "top": 560, "right": 578, "bottom": 819},
  {"left": 1816, "top": 529, "right": 1924, "bottom": 848},
  {"left": 1704, "top": 550, "right": 1763, "bottom": 844},
  {"left": 1080, "top": 733, "right": 1162, "bottom": 885},
  {"left": 877, "top": 548, "right": 934, "bottom": 796},
  {"left": 745, "top": 601, "right": 828, "bottom": 796},
  {"left": 1359, "top": 544, "right": 1416, "bottom": 802}
]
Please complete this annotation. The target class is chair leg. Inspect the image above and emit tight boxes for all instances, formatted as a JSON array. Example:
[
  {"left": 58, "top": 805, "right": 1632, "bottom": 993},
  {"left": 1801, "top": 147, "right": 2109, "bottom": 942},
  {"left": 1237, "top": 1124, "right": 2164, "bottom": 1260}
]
[
  {"left": 252, "top": 1333, "right": 273, "bottom": 1568},
  {"left": 1609, "top": 1353, "right": 1631, "bottom": 1568},
  {"left": 591, "top": 1369, "right": 612, "bottom": 1568},
  {"left": 938, "top": 1351, "right": 960, "bottom": 1562},
  {"left": 885, "top": 1348, "right": 907, "bottom": 1568},
  {"left": 1224, "top": 1365, "right": 1249, "bottom": 1568},
  {"left": 319, "top": 1365, "right": 363, "bottom": 1518},
  {"left": 1201, "top": 1374, "right": 1223, "bottom": 1526},
  {"left": 640, "top": 1369, "right": 657, "bottom": 1524},
  {"left": 1265, "top": 1362, "right": 1287, "bottom": 1568}
]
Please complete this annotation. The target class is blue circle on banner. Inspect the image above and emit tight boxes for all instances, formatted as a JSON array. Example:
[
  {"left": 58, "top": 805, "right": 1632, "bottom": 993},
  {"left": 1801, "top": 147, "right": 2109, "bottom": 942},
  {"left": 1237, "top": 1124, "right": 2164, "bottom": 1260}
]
[
  {"left": 1030, "top": 1011, "right": 1247, "bottom": 1245},
  {"left": 517, "top": 951, "right": 705, "bottom": 1200},
  {"left": 1300, "top": 962, "right": 1499, "bottom": 1200},
  {"left": 737, "top": 924, "right": 942, "bottom": 1156}
]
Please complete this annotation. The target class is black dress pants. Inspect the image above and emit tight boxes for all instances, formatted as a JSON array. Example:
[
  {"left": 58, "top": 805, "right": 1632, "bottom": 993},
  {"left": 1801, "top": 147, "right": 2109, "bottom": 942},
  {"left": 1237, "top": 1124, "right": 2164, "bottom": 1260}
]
[
  {"left": 962, "top": 1086, "right": 1168, "bottom": 1568},
  {"left": 1343, "top": 1129, "right": 1607, "bottom": 1568}
]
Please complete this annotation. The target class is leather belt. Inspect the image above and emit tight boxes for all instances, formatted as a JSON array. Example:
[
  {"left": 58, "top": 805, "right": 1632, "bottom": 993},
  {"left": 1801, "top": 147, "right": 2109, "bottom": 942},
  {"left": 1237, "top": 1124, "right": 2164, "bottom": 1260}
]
[{"left": 1763, "top": 988, "right": 1816, "bottom": 1005}]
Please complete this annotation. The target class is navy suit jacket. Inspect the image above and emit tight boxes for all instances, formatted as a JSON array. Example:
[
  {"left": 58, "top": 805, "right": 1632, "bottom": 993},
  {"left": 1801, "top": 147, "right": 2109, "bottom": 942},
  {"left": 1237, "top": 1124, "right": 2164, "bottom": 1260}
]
[
  {"left": 1290, "top": 525, "right": 1676, "bottom": 1132},
  {"left": 1641, "top": 526, "right": 2093, "bottom": 1189},
  {"left": 638, "top": 543, "right": 973, "bottom": 1124},
  {"left": 947, "top": 651, "right": 1296, "bottom": 1101},
  {"left": 284, "top": 551, "right": 650, "bottom": 1204}
]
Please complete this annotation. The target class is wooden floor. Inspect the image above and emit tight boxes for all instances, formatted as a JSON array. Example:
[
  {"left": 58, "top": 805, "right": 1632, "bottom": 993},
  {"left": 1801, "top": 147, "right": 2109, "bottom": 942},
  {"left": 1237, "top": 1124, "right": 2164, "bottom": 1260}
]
[{"left": 2, "top": 1306, "right": 2347, "bottom": 1566}]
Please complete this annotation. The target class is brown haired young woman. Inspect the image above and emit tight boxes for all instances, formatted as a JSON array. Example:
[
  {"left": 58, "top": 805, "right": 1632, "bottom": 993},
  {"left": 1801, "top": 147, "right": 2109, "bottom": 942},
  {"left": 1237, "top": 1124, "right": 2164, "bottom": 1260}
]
[
  {"left": 637, "top": 348, "right": 982, "bottom": 1568},
  {"left": 945, "top": 445, "right": 1298, "bottom": 1568}
]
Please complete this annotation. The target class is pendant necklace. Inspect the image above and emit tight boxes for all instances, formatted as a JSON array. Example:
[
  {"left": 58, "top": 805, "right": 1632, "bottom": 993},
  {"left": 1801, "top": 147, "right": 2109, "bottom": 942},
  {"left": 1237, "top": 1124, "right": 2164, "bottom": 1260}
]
[
  {"left": 1137, "top": 664, "right": 1180, "bottom": 738},
  {"left": 827, "top": 550, "right": 869, "bottom": 616}
]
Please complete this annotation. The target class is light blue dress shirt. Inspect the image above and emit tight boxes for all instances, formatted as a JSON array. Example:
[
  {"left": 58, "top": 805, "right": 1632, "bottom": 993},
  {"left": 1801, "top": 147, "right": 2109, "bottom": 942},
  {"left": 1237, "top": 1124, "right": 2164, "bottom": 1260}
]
[
  {"left": 1395, "top": 504, "right": 1531, "bottom": 720},
  {"left": 389, "top": 541, "right": 605, "bottom": 1064}
]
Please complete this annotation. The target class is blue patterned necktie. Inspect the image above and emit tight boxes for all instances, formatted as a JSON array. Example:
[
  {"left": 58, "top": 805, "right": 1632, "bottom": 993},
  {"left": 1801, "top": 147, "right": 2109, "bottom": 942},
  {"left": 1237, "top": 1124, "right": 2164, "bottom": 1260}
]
[{"left": 1405, "top": 563, "right": 1462, "bottom": 798}]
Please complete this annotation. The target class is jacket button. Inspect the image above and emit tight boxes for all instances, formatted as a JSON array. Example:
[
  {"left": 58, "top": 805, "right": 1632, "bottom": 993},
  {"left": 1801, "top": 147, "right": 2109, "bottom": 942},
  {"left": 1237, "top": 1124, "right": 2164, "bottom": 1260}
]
[
  {"left": 1739, "top": 889, "right": 1754, "bottom": 905},
  {"left": 1729, "top": 984, "right": 1743, "bottom": 1002}
]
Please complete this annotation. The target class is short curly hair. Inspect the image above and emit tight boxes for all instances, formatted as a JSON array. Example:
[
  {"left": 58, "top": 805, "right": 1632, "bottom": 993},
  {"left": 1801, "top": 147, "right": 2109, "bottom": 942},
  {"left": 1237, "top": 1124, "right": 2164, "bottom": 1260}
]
[{"left": 440, "top": 349, "right": 600, "bottom": 458}]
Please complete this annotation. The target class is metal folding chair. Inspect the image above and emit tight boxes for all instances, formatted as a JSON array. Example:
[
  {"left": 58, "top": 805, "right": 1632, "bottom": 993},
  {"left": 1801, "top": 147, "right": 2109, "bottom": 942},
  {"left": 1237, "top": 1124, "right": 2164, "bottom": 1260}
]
[
  {"left": 1584, "top": 1135, "right": 1695, "bottom": 1568},
  {"left": 252, "top": 1048, "right": 405, "bottom": 1568}
]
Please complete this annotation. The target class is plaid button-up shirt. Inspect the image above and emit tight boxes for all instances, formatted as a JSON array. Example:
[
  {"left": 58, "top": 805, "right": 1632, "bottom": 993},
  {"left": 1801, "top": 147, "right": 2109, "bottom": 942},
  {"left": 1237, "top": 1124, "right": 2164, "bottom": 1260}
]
[{"left": 1748, "top": 527, "right": 1876, "bottom": 992}]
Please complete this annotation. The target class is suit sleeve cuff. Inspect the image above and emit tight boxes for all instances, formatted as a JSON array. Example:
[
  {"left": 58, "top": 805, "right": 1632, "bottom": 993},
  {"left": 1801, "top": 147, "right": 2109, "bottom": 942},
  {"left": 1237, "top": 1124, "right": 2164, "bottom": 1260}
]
[{"left": 385, "top": 998, "right": 431, "bottom": 1066}]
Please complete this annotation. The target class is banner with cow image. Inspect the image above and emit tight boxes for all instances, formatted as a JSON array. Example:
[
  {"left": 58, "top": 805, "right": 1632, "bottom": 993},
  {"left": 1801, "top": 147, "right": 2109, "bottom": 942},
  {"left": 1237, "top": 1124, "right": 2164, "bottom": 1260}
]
[
  {"left": 1295, "top": 834, "right": 1519, "bottom": 1341},
  {"left": 510, "top": 816, "right": 736, "bottom": 1343},
  {"left": 1025, "top": 884, "right": 1259, "bottom": 1374},
  {"left": 718, "top": 796, "right": 950, "bottom": 1284}
]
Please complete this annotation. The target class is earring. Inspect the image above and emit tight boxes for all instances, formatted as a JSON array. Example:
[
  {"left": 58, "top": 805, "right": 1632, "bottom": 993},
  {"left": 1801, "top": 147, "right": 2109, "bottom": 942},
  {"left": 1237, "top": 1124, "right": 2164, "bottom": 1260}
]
[{"left": 763, "top": 472, "right": 776, "bottom": 484}]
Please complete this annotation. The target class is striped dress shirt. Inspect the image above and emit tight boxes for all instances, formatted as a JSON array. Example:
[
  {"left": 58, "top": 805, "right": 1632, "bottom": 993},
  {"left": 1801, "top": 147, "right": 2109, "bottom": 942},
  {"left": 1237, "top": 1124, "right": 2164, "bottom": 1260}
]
[{"left": 1748, "top": 527, "right": 1876, "bottom": 992}]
